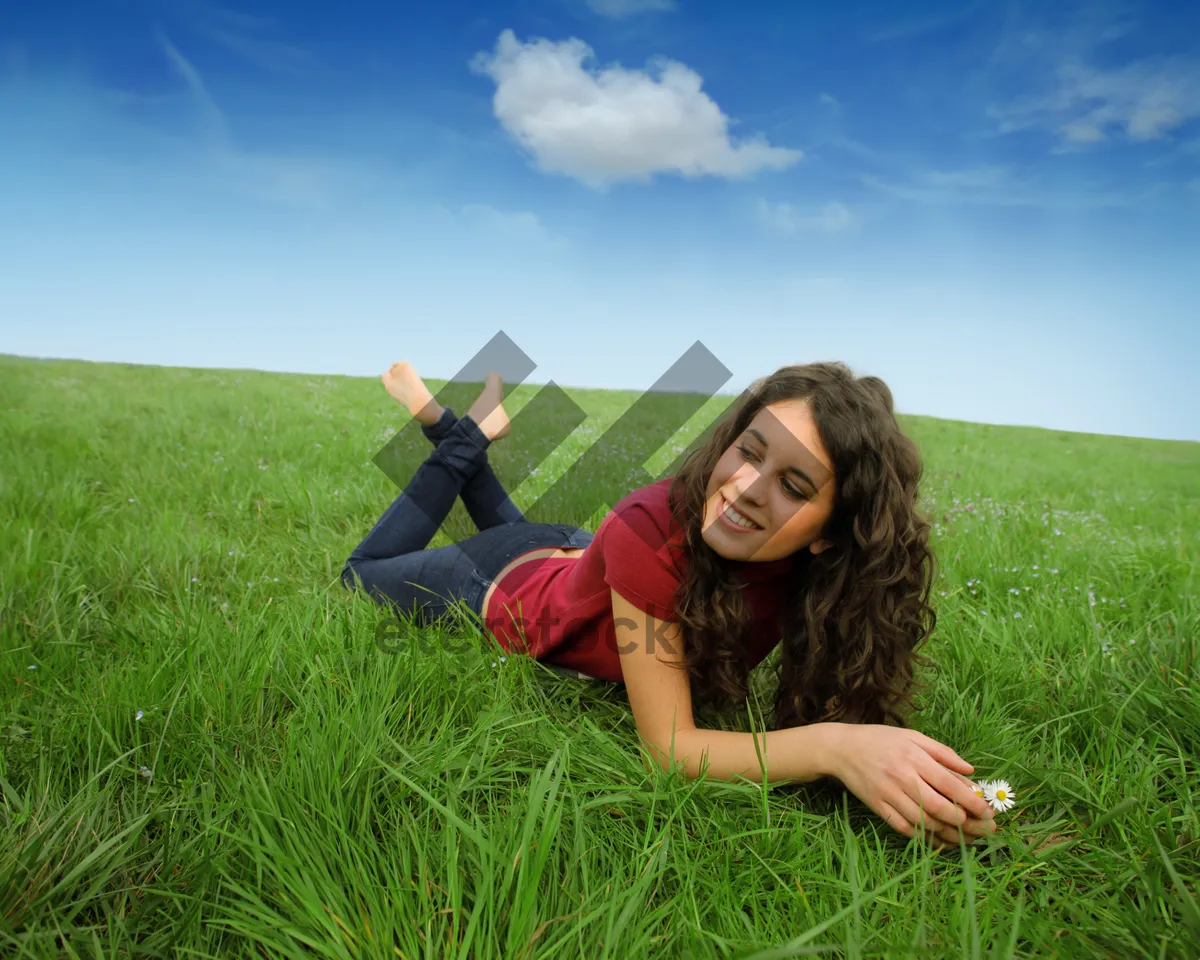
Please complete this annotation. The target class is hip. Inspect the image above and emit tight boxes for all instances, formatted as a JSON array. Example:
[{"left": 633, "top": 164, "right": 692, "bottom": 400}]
[{"left": 462, "top": 521, "right": 594, "bottom": 615}]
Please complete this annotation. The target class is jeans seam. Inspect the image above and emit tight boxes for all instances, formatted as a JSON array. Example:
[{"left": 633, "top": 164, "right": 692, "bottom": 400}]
[{"left": 461, "top": 568, "right": 488, "bottom": 620}]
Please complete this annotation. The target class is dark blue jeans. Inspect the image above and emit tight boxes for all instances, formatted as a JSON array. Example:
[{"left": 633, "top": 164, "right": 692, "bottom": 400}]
[{"left": 341, "top": 405, "right": 594, "bottom": 626}]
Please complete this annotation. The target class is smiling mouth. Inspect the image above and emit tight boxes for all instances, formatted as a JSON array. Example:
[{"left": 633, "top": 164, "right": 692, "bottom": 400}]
[{"left": 717, "top": 493, "right": 763, "bottom": 531}]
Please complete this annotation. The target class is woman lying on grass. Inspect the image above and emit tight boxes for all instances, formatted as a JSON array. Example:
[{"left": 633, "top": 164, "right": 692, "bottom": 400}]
[{"left": 342, "top": 360, "right": 996, "bottom": 850}]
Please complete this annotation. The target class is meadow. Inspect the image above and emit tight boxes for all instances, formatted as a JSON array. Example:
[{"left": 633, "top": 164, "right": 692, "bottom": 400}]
[{"left": 1, "top": 352, "right": 1197, "bottom": 959}]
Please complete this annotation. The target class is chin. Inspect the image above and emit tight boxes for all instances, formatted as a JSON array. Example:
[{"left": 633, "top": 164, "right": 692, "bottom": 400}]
[{"left": 701, "top": 532, "right": 739, "bottom": 561}]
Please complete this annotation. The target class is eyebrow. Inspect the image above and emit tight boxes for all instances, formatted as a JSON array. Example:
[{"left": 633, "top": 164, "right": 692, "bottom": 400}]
[{"left": 743, "top": 428, "right": 822, "bottom": 493}]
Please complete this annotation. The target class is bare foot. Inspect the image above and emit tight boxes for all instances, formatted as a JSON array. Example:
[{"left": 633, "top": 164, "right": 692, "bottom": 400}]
[
  {"left": 466, "top": 372, "right": 510, "bottom": 442},
  {"left": 381, "top": 362, "right": 444, "bottom": 426}
]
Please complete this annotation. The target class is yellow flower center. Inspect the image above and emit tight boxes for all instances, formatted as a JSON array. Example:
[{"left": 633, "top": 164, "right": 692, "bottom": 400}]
[{"left": 995, "top": 789, "right": 1008, "bottom": 800}]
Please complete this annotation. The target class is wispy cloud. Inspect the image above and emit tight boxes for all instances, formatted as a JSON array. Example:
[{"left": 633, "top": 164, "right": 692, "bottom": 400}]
[
  {"left": 988, "top": 0, "right": 1138, "bottom": 68},
  {"left": 158, "top": 32, "right": 228, "bottom": 140},
  {"left": 865, "top": 0, "right": 987, "bottom": 44},
  {"left": 920, "top": 166, "right": 1011, "bottom": 190},
  {"left": 983, "top": 2, "right": 1198, "bottom": 150},
  {"left": 170, "top": 0, "right": 310, "bottom": 72},
  {"left": 458, "top": 204, "right": 565, "bottom": 248},
  {"left": 157, "top": 33, "right": 350, "bottom": 207},
  {"left": 819, "top": 134, "right": 890, "bottom": 164},
  {"left": 469, "top": 30, "right": 801, "bottom": 189},
  {"left": 585, "top": 0, "right": 675, "bottom": 19},
  {"left": 757, "top": 199, "right": 854, "bottom": 233},
  {"left": 989, "top": 55, "right": 1200, "bottom": 147},
  {"left": 861, "top": 166, "right": 1135, "bottom": 209}
]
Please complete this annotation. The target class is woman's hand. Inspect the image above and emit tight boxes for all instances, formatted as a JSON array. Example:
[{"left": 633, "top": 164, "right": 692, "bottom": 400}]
[{"left": 828, "top": 724, "right": 997, "bottom": 849}]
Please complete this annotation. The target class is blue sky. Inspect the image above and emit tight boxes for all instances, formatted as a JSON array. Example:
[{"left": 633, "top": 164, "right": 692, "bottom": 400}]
[{"left": 2, "top": 0, "right": 1198, "bottom": 441}]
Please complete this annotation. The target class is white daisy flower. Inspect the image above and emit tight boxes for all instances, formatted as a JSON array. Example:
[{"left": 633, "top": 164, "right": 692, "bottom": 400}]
[
  {"left": 984, "top": 779, "right": 1016, "bottom": 812},
  {"left": 970, "top": 780, "right": 988, "bottom": 799}
]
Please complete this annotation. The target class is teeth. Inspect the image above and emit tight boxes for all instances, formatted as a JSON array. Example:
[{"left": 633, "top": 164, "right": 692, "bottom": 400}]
[{"left": 722, "top": 497, "right": 760, "bottom": 529}]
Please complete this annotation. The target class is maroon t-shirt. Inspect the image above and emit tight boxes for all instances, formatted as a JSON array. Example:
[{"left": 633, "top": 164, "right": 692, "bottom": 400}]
[{"left": 482, "top": 478, "right": 800, "bottom": 681}]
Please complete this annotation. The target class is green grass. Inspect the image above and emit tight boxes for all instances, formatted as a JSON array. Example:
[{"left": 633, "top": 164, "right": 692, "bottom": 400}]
[{"left": 1, "top": 352, "right": 1197, "bottom": 959}]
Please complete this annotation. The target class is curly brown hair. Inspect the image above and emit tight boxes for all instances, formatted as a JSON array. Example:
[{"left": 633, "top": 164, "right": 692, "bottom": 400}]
[{"left": 666, "top": 361, "right": 937, "bottom": 730}]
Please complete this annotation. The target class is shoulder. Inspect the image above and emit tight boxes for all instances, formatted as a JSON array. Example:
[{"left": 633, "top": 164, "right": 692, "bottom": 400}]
[
  {"left": 599, "top": 478, "right": 686, "bottom": 558},
  {"left": 598, "top": 479, "right": 688, "bottom": 620}
]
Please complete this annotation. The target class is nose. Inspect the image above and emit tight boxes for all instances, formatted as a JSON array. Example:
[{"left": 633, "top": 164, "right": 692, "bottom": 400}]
[{"left": 731, "top": 465, "right": 766, "bottom": 504}]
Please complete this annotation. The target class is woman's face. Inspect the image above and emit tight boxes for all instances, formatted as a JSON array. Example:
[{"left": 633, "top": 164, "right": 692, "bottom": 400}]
[{"left": 701, "top": 399, "right": 837, "bottom": 563}]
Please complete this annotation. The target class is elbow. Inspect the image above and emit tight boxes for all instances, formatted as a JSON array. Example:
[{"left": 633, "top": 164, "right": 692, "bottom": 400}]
[
  {"left": 640, "top": 727, "right": 700, "bottom": 779},
  {"left": 640, "top": 748, "right": 686, "bottom": 779}
]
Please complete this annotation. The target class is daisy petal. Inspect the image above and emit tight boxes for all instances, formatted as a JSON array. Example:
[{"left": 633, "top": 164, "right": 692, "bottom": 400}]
[{"left": 984, "top": 779, "right": 1016, "bottom": 812}]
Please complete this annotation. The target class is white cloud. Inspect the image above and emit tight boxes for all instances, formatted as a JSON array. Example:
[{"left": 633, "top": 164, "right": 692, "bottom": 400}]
[
  {"left": 757, "top": 199, "right": 854, "bottom": 233},
  {"left": 586, "top": 0, "right": 675, "bottom": 17},
  {"left": 989, "top": 55, "right": 1200, "bottom": 146},
  {"left": 470, "top": 30, "right": 801, "bottom": 189},
  {"left": 818, "top": 92, "right": 840, "bottom": 110}
]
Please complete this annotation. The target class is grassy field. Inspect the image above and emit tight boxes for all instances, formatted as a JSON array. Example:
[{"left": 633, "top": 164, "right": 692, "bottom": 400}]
[{"left": 1, "top": 352, "right": 1197, "bottom": 959}]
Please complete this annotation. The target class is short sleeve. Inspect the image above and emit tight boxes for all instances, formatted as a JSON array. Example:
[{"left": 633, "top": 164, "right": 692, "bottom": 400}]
[{"left": 600, "top": 502, "right": 682, "bottom": 622}]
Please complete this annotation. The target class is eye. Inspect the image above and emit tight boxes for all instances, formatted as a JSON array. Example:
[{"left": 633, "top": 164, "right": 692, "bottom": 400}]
[{"left": 737, "top": 443, "right": 808, "bottom": 500}]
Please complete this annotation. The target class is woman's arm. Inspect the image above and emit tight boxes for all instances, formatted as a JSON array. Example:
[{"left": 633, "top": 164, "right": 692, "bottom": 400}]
[
  {"left": 611, "top": 585, "right": 836, "bottom": 781},
  {"left": 611, "top": 587, "right": 996, "bottom": 846}
]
